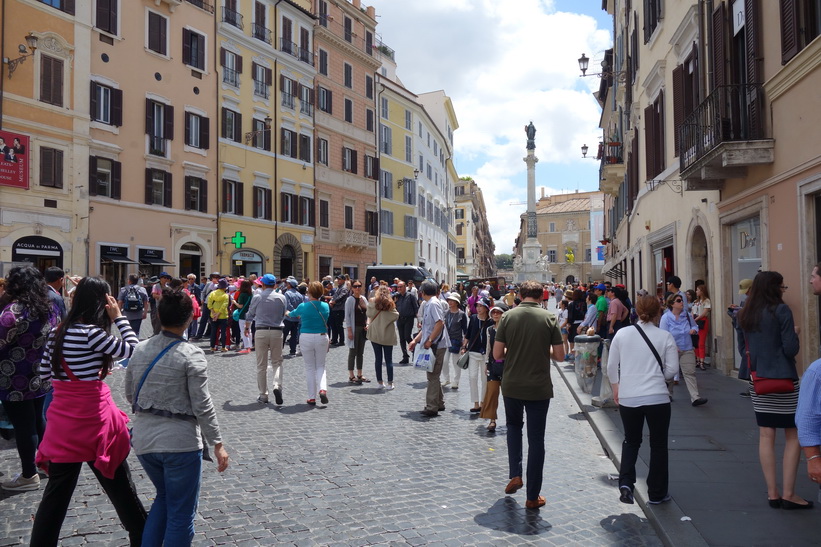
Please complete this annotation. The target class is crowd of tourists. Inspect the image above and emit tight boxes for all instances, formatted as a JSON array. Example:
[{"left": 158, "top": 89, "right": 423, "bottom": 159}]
[{"left": 6, "top": 264, "right": 821, "bottom": 545}]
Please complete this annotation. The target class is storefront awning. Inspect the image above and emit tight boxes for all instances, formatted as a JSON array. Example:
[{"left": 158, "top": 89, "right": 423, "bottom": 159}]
[
  {"left": 139, "top": 257, "right": 176, "bottom": 266},
  {"left": 101, "top": 254, "right": 138, "bottom": 264},
  {"left": 605, "top": 266, "right": 625, "bottom": 278}
]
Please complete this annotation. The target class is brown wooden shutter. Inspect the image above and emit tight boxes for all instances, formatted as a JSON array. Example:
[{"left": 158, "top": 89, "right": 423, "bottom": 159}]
[
  {"left": 712, "top": 3, "right": 726, "bottom": 89},
  {"left": 672, "top": 65, "right": 684, "bottom": 157},
  {"left": 656, "top": 90, "right": 665, "bottom": 173},
  {"left": 88, "top": 156, "right": 98, "bottom": 196},
  {"left": 252, "top": 62, "right": 259, "bottom": 81},
  {"left": 280, "top": 74, "right": 286, "bottom": 90},
  {"left": 90, "top": 82, "right": 98, "bottom": 121},
  {"left": 146, "top": 99, "right": 154, "bottom": 134},
  {"left": 112, "top": 88, "right": 123, "bottom": 126},
  {"left": 184, "top": 176, "right": 192, "bottom": 210},
  {"left": 164, "top": 171, "right": 172, "bottom": 207},
  {"left": 236, "top": 54, "right": 243, "bottom": 73},
  {"left": 644, "top": 103, "right": 655, "bottom": 179},
  {"left": 255, "top": 1, "right": 265, "bottom": 27},
  {"left": 222, "top": 179, "right": 229, "bottom": 212},
  {"left": 184, "top": 112, "right": 191, "bottom": 145},
  {"left": 236, "top": 182, "right": 244, "bottom": 216},
  {"left": 327, "top": 90, "right": 333, "bottom": 114},
  {"left": 298, "top": 197, "right": 305, "bottom": 225},
  {"left": 235, "top": 113, "right": 242, "bottom": 142},
  {"left": 290, "top": 133, "right": 297, "bottom": 157},
  {"left": 63, "top": 0, "right": 75, "bottom": 15},
  {"left": 200, "top": 177, "right": 207, "bottom": 213},
  {"left": 745, "top": 0, "right": 761, "bottom": 138},
  {"left": 164, "top": 104, "right": 174, "bottom": 140},
  {"left": 265, "top": 67, "right": 273, "bottom": 86},
  {"left": 264, "top": 188, "right": 272, "bottom": 220},
  {"left": 351, "top": 150, "right": 358, "bottom": 174},
  {"left": 159, "top": 15, "right": 167, "bottom": 55},
  {"left": 145, "top": 169, "right": 153, "bottom": 204},
  {"left": 220, "top": 47, "right": 227, "bottom": 67},
  {"left": 111, "top": 160, "right": 121, "bottom": 199},
  {"left": 183, "top": 29, "right": 192, "bottom": 65},
  {"left": 309, "top": 198, "right": 315, "bottom": 227},
  {"left": 264, "top": 126, "right": 271, "bottom": 151},
  {"left": 54, "top": 149, "right": 63, "bottom": 188},
  {"left": 201, "top": 116, "right": 210, "bottom": 149}
]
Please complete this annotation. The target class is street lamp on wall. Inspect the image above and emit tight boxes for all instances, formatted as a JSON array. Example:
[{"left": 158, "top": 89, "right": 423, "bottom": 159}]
[
  {"left": 581, "top": 144, "right": 589, "bottom": 158},
  {"left": 398, "top": 168, "right": 419, "bottom": 188},
  {"left": 578, "top": 53, "right": 627, "bottom": 83},
  {"left": 4, "top": 33, "right": 38, "bottom": 79},
  {"left": 244, "top": 115, "right": 273, "bottom": 144}
]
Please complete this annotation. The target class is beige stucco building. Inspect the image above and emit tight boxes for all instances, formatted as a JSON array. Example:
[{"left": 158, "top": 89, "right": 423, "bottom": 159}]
[
  {"left": 86, "top": 0, "right": 218, "bottom": 291},
  {"left": 454, "top": 177, "right": 494, "bottom": 279},
  {"left": 597, "top": 0, "right": 821, "bottom": 375},
  {"left": 515, "top": 190, "right": 604, "bottom": 284},
  {"left": 0, "top": 0, "right": 92, "bottom": 277}
]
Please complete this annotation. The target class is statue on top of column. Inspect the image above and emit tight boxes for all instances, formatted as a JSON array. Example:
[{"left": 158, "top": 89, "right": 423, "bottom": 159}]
[{"left": 525, "top": 122, "right": 536, "bottom": 150}]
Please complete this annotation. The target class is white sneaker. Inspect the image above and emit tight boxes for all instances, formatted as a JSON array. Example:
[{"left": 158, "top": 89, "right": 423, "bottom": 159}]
[
  {"left": 442, "top": 381, "right": 451, "bottom": 387},
  {"left": 386, "top": 383, "right": 395, "bottom": 390},
  {"left": 1, "top": 473, "right": 40, "bottom": 492},
  {"left": 378, "top": 382, "right": 386, "bottom": 389}
]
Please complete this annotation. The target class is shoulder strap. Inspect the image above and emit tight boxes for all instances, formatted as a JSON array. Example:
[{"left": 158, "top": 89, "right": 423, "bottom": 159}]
[
  {"left": 633, "top": 324, "right": 664, "bottom": 373},
  {"left": 309, "top": 300, "right": 328, "bottom": 330},
  {"left": 132, "top": 339, "right": 183, "bottom": 414}
]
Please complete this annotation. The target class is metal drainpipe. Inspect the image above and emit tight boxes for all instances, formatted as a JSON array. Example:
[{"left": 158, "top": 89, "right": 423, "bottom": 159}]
[
  {"left": 214, "top": 4, "right": 221, "bottom": 275},
  {"left": 698, "top": 0, "right": 707, "bottom": 102},
  {"left": 1, "top": 0, "right": 6, "bottom": 128},
  {"left": 272, "top": 0, "right": 283, "bottom": 274}
]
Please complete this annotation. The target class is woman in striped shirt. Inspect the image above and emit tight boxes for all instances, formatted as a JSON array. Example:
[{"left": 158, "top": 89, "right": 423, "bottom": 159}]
[{"left": 31, "top": 276, "right": 147, "bottom": 546}]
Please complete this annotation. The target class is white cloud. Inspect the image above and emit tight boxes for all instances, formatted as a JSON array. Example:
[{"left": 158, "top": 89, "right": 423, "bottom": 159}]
[{"left": 369, "top": 0, "right": 611, "bottom": 257}]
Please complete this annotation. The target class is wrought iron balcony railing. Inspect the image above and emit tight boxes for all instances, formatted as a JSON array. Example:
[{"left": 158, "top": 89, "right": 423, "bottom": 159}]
[
  {"left": 222, "top": 7, "right": 243, "bottom": 29},
  {"left": 679, "top": 83, "right": 767, "bottom": 173}
]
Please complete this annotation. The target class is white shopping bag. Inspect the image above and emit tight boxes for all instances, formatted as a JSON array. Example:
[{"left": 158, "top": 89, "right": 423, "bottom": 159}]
[{"left": 413, "top": 347, "right": 435, "bottom": 372}]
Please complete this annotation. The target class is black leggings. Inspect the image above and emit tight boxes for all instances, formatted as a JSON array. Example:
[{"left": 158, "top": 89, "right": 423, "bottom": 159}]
[
  {"left": 31, "top": 459, "right": 147, "bottom": 546},
  {"left": 1, "top": 397, "right": 45, "bottom": 477}
]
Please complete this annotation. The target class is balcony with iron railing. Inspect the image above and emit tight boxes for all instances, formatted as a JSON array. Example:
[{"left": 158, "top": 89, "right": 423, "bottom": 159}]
[
  {"left": 222, "top": 67, "right": 239, "bottom": 87},
  {"left": 252, "top": 23, "right": 272, "bottom": 45},
  {"left": 281, "top": 92, "right": 294, "bottom": 109},
  {"left": 279, "top": 38, "right": 313, "bottom": 66},
  {"left": 253, "top": 80, "right": 270, "bottom": 99},
  {"left": 374, "top": 41, "right": 395, "bottom": 61},
  {"left": 300, "top": 100, "right": 313, "bottom": 116},
  {"left": 185, "top": 0, "right": 214, "bottom": 13},
  {"left": 222, "top": 7, "right": 243, "bottom": 29},
  {"left": 678, "top": 83, "right": 773, "bottom": 187},
  {"left": 598, "top": 139, "right": 625, "bottom": 196}
]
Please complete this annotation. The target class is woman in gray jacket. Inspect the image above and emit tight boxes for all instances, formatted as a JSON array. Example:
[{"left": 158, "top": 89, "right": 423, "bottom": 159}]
[
  {"left": 125, "top": 288, "right": 229, "bottom": 545},
  {"left": 736, "top": 271, "right": 810, "bottom": 509}
]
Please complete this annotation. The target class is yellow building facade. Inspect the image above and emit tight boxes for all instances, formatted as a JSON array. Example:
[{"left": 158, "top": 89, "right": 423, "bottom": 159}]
[
  {"left": 217, "top": 0, "right": 316, "bottom": 280},
  {"left": 375, "top": 65, "right": 417, "bottom": 267}
]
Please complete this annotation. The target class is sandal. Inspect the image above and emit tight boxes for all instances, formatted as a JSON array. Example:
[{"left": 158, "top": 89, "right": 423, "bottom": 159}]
[
  {"left": 357, "top": 375, "right": 371, "bottom": 383},
  {"left": 487, "top": 421, "right": 497, "bottom": 431},
  {"left": 349, "top": 376, "right": 359, "bottom": 384}
]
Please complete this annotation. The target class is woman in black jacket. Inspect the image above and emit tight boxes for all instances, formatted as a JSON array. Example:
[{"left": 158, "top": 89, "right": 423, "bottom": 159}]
[
  {"left": 565, "top": 289, "right": 586, "bottom": 360},
  {"left": 736, "top": 271, "right": 810, "bottom": 510}
]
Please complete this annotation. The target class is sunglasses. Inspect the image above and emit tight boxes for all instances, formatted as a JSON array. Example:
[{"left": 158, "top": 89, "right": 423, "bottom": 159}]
[
  {"left": 352, "top": 284, "right": 362, "bottom": 288},
  {"left": 674, "top": 298, "right": 683, "bottom": 303}
]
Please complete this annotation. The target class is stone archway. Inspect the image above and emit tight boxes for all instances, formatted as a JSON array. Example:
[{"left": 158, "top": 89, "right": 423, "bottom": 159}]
[
  {"left": 690, "top": 225, "right": 709, "bottom": 287},
  {"left": 273, "top": 233, "right": 303, "bottom": 280}
]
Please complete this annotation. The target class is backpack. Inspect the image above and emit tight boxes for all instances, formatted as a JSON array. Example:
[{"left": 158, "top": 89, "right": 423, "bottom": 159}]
[
  {"left": 571, "top": 300, "right": 587, "bottom": 322},
  {"left": 124, "top": 286, "right": 142, "bottom": 312}
]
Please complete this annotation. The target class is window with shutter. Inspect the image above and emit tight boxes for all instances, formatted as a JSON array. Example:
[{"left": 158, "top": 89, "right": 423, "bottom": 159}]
[
  {"left": 40, "top": 55, "right": 64, "bottom": 107},
  {"left": 712, "top": 3, "right": 726, "bottom": 89},
  {"left": 344, "top": 99, "right": 353, "bottom": 123},
  {"left": 147, "top": 11, "right": 168, "bottom": 56},
  {"left": 781, "top": 0, "right": 800, "bottom": 64},
  {"left": 299, "top": 134, "right": 311, "bottom": 162},
  {"left": 366, "top": 109, "right": 374, "bottom": 132},
  {"left": 96, "top": 0, "right": 118, "bottom": 35},
  {"left": 39, "top": 147, "right": 64, "bottom": 188},
  {"left": 319, "top": 199, "right": 329, "bottom": 228},
  {"left": 345, "top": 205, "right": 354, "bottom": 229},
  {"left": 319, "top": 49, "right": 328, "bottom": 75}
]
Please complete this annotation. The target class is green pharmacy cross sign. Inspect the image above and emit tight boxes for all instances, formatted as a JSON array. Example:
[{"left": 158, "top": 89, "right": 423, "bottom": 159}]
[{"left": 229, "top": 231, "right": 246, "bottom": 249}]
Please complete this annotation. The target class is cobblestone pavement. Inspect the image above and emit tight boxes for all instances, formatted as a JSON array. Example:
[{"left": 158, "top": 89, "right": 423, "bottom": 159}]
[{"left": 1, "top": 336, "right": 661, "bottom": 546}]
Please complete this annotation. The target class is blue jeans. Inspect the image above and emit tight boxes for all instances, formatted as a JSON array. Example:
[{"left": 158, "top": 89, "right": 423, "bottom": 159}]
[
  {"left": 503, "top": 396, "right": 550, "bottom": 501},
  {"left": 371, "top": 342, "right": 394, "bottom": 382},
  {"left": 138, "top": 450, "right": 203, "bottom": 547},
  {"left": 282, "top": 320, "right": 300, "bottom": 353},
  {"left": 0, "top": 397, "right": 45, "bottom": 477}
]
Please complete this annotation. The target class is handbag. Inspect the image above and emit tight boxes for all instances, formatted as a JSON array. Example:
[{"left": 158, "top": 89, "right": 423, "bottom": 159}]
[
  {"left": 413, "top": 347, "right": 435, "bottom": 372},
  {"left": 488, "top": 359, "right": 504, "bottom": 379},
  {"left": 232, "top": 308, "right": 240, "bottom": 322},
  {"left": 310, "top": 300, "right": 331, "bottom": 353},
  {"left": 744, "top": 336, "right": 795, "bottom": 395},
  {"left": 457, "top": 351, "right": 471, "bottom": 370},
  {"left": 686, "top": 311, "right": 699, "bottom": 349}
]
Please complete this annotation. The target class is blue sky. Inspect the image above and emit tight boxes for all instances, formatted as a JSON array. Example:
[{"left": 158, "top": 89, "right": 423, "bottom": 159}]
[{"left": 368, "top": 0, "right": 613, "bottom": 254}]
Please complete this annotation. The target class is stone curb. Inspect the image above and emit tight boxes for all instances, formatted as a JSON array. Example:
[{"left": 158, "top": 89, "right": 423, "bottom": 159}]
[{"left": 553, "top": 362, "right": 709, "bottom": 547}]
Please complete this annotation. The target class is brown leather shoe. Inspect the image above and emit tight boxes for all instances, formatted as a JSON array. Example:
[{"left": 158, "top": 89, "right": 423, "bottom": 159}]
[
  {"left": 504, "top": 476, "right": 523, "bottom": 494},
  {"left": 525, "top": 496, "right": 546, "bottom": 509}
]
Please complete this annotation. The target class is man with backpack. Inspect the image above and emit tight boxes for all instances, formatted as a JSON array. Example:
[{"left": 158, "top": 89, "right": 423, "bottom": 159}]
[{"left": 117, "top": 273, "right": 150, "bottom": 338}]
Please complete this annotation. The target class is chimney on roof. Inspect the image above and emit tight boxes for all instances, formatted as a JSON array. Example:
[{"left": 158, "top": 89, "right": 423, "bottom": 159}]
[{"left": 540, "top": 187, "right": 544, "bottom": 199}]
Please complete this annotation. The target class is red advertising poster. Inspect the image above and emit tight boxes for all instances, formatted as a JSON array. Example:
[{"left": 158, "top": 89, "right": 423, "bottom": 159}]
[{"left": 0, "top": 130, "right": 29, "bottom": 189}]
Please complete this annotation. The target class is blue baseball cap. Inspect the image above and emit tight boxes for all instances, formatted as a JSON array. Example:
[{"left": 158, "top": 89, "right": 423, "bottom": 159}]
[
  {"left": 159, "top": 271, "right": 172, "bottom": 279},
  {"left": 595, "top": 283, "right": 607, "bottom": 291},
  {"left": 261, "top": 274, "right": 277, "bottom": 285}
]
